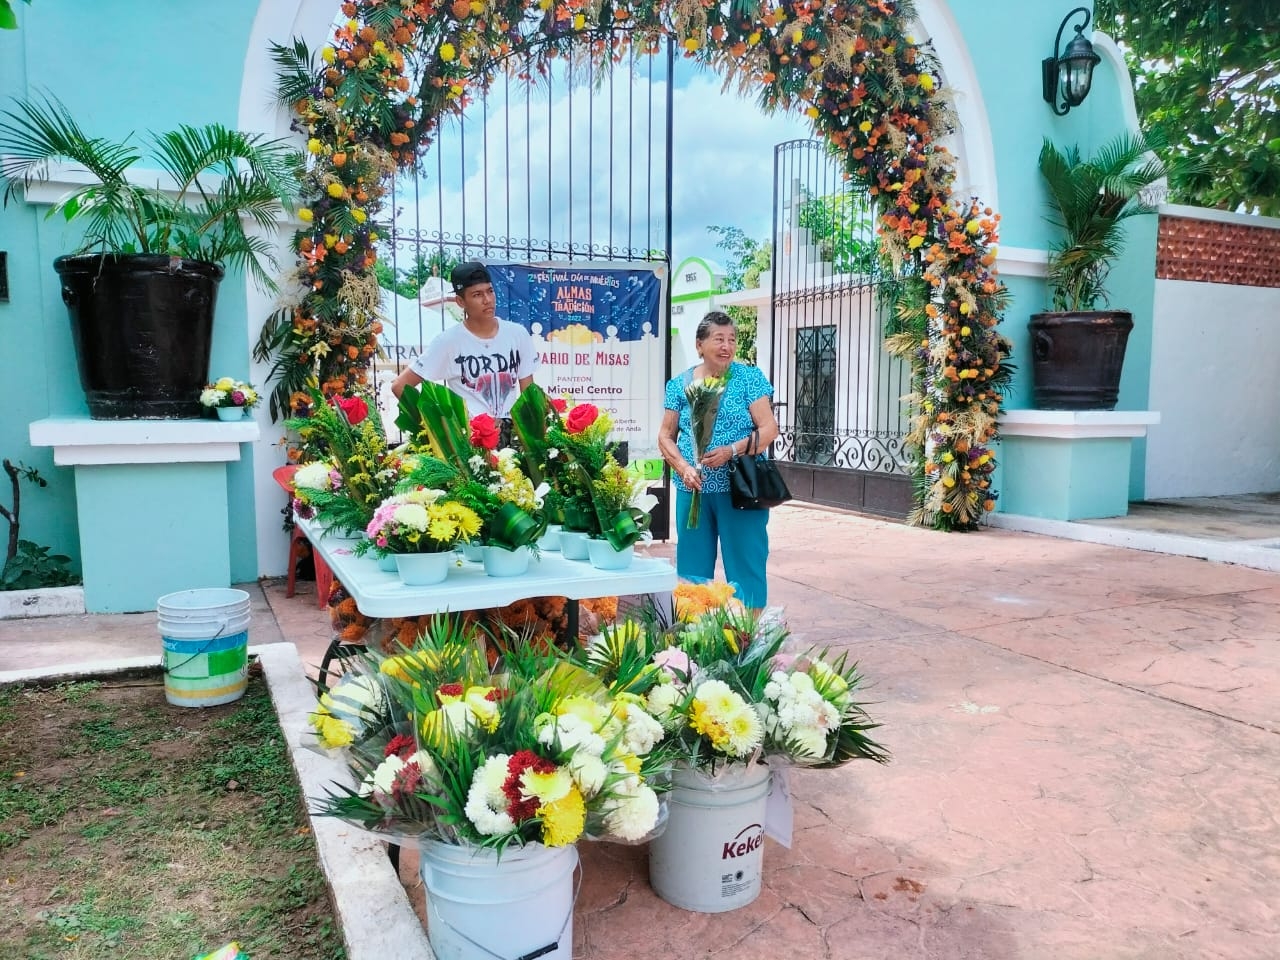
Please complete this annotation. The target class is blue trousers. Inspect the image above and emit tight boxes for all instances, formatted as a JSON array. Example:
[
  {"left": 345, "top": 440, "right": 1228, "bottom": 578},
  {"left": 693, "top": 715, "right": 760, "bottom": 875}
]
[{"left": 674, "top": 489, "right": 770, "bottom": 608}]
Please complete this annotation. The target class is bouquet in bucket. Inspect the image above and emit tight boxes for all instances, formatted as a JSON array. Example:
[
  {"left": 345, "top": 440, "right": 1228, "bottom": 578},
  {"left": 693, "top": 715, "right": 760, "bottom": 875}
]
[
  {"left": 308, "top": 616, "right": 670, "bottom": 848},
  {"left": 360, "top": 487, "right": 482, "bottom": 556},
  {"left": 396, "top": 381, "right": 546, "bottom": 550},
  {"left": 287, "top": 384, "right": 409, "bottom": 537},
  {"left": 511, "top": 385, "right": 653, "bottom": 548},
  {"left": 580, "top": 586, "right": 890, "bottom": 773},
  {"left": 683, "top": 371, "right": 730, "bottom": 529}
]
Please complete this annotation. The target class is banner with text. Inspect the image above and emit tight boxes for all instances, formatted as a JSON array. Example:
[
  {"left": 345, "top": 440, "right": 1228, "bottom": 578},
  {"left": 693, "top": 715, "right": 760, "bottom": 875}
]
[{"left": 489, "top": 261, "right": 667, "bottom": 465}]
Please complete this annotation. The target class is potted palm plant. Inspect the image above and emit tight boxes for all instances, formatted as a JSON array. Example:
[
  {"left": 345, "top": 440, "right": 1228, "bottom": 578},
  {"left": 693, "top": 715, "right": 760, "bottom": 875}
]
[
  {"left": 0, "top": 95, "right": 299, "bottom": 418},
  {"left": 1030, "top": 131, "right": 1172, "bottom": 410}
]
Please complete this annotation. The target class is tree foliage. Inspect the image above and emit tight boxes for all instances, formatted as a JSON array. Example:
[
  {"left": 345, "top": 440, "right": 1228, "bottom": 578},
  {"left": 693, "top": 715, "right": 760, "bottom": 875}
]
[
  {"left": 1095, "top": 0, "right": 1280, "bottom": 215},
  {"left": 373, "top": 249, "right": 458, "bottom": 300},
  {"left": 707, "top": 225, "right": 772, "bottom": 364}
]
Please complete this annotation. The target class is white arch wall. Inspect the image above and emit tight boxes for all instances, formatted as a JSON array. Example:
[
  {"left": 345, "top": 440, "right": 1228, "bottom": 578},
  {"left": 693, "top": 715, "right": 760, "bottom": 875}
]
[
  {"left": 239, "top": 1, "right": 336, "bottom": 577},
  {"left": 233, "top": 1, "right": 999, "bottom": 575}
]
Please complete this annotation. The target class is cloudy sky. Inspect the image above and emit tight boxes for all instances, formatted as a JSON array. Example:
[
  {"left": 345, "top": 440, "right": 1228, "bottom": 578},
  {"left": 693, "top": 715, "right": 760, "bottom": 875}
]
[{"left": 382, "top": 52, "right": 814, "bottom": 278}]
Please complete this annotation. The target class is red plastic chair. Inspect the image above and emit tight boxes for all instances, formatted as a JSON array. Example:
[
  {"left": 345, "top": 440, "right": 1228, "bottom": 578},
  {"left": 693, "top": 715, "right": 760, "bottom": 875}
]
[{"left": 272, "top": 464, "right": 333, "bottom": 608}]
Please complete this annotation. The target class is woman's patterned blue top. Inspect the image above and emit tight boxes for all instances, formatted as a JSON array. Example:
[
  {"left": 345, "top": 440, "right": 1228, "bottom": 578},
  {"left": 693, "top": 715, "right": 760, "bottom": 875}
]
[{"left": 663, "top": 361, "right": 774, "bottom": 493}]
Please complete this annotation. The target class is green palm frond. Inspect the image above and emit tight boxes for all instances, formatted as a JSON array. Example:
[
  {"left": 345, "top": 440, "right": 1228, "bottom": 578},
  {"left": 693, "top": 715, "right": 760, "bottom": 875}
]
[
  {"left": 0, "top": 94, "right": 300, "bottom": 290},
  {"left": 1038, "top": 130, "right": 1173, "bottom": 311}
]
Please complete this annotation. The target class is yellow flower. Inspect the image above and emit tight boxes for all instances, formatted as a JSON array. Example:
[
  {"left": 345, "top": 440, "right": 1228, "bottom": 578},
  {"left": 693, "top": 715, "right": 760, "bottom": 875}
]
[
  {"left": 920, "top": 73, "right": 935, "bottom": 92},
  {"left": 907, "top": 235, "right": 925, "bottom": 249},
  {"left": 540, "top": 785, "right": 586, "bottom": 846},
  {"left": 307, "top": 138, "right": 323, "bottom": 155},
  {"left": 352, "top": 208, "right": 367, "bottom": 223},
  {"left": 959, "top": 302, "right": 973, "bottom": 315},
  {"left": 965, "top": 219, "right": 981, "bottom": 235},
  {"left": 440, "top": 42, "right": 456, "bottom": 62},
  {"left": 297, "top": 208, "right": 313, "bottom": 223},
  {"left": 327, "top": 182, "right": 345, "bottom": 199},
  {"left": 940, "top": 452, "right": 954, "bottom": 463},
  {"left": 747, "top": 31, "right": 761, "bottom": 45},
  {"left": 310, "top": 709, "right": 353, "bottom": 749},
  {"left": 960, "top": 326, "right": 971, "bottom": 337},
  {"left": 683, "top": 37, "right": 699, "bottom": 52},
  {"left": 372, "top": 40, "right": 387, "bottom": 55},
  {"left": 722, "top": 627, "right": 739, "bottom": 655},
  {"left": 324, "top": 233, "right": 337, "bottom": 249},
  {"left": 573, "top": 13, "right": 585, "bottom": 29},
  {"left": 321, "top": 47, "right": 335, "bottom": 64},
  {"left": 859, "top": 120, "right": 873, "bottom": 133},
  {"left": 908, "top": 202, "right": 920, "bottom": 213},
  {"left": 792, "top": 29, "right": 803, "bottom": 43},
  {"left": 805, "top": 106, "right": 819, "bottom": 118},
  {"left": 215, "top": 377, "right": 235, "bottom": 391},
  {"left": 521, "top": 764, "right": 572, "bottom": 805}
]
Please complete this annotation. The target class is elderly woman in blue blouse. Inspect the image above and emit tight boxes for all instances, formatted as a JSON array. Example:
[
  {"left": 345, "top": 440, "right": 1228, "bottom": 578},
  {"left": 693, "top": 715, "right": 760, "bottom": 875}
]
[{"left": 658, "top": 311, "right": 780, "bottom": 610}]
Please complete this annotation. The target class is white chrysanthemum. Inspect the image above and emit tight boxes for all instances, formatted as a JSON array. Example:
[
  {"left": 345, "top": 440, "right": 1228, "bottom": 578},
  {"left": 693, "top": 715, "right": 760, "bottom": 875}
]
[
  {"left": 601, "top": 780, "right": 660, "bottom": 841},
  {"left": 536, "top": 711, "right": 606, "bottom": 757},
  {"left": 465, "top": 754, "right": 516, "bottom": 837},
  {"left": 359, "top": 753, "right": 404, "bottom": 797},
  {"left": 646, "top": 683, "right": 682, "bottom": 727},
  {"left": 392, "top": 503, "right": 429, "bottom": 531},
  {"left": 616, "top": 702, "right": 665, "bottom": 757},
  {"left": 200, "top": 388, "right": 223, "bottom": 407},
  {"left": 294, "top": 461, "right": 335, "bottom": 491},
  {"left": 566, "top": 751, "right": 608, "bottom": 798}
]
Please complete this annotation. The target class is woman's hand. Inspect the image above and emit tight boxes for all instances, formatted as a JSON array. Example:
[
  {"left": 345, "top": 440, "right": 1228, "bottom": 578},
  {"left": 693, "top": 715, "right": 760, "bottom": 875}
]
[
  {"left": 677, "top": 463, "right": 703, "bottom": 491},
  {"left": 699, "top": 444, "right": 737, "bottom": 470}
]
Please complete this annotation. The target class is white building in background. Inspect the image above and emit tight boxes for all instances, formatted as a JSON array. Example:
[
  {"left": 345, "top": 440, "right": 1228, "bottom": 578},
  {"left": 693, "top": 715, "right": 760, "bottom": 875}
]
[{"left": 669, "top": 257, "right": 726, "bottom": 371}]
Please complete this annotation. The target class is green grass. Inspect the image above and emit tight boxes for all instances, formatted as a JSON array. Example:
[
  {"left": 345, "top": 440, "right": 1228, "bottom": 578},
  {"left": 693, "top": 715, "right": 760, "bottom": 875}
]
[{"left": 0, "top": 672, "right": 345, "bottom": 960}]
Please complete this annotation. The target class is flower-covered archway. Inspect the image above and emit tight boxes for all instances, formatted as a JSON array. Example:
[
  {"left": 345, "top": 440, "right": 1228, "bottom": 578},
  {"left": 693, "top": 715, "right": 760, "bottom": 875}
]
[{"left": 256, "top": 0, "right": 1011, "bottom": 531}]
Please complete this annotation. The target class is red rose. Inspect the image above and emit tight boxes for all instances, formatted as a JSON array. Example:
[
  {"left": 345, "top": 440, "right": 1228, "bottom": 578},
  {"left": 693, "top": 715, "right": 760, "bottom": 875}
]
[
  {"left": 335, "top": 396, "right": 369, "bottom": 425},
  {"left": 549, "top": 397, "right": 568, "bottom": 414},
  {"left": 565, "top": 403, "right": 599, "bottom": 434},
  {"left": 470, "top": 413, "right": 500, "bottom": 449}
]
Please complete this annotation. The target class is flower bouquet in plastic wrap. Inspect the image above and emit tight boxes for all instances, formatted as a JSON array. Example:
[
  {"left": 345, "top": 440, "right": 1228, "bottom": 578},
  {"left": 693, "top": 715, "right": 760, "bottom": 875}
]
[{"left": 306, "top": 615, "right": 672, "bottom": 850}]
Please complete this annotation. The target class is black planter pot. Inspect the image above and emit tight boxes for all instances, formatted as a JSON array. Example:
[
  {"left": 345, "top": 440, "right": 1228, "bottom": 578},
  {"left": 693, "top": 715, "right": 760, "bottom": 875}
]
[
  {"left": 1028, "top": 310, "right": 1133, "bottom": 410},
  {"left": 55, "top": 254, "right": 224, "bottom": 419}
]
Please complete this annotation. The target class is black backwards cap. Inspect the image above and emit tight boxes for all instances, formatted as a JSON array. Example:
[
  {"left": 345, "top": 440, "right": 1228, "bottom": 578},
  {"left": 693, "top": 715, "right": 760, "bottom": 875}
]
[{"left": 450, "top": 260, "right": 492, "bottom": 293}]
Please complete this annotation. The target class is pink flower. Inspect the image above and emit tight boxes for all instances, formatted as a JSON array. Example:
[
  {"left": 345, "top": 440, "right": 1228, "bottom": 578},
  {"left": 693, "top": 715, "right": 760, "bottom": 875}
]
[{"left": 653, "top": 648, "right": 693, "bottom": 687}]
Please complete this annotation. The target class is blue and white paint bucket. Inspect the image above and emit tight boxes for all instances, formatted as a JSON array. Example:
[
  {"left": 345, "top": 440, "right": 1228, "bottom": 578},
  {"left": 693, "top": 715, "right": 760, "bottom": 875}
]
[{"left": 157, "top": 588, "right": 251, "bottom": 708}]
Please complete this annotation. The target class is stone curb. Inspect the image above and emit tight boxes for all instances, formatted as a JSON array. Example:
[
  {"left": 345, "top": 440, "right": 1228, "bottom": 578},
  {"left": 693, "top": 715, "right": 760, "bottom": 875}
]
[
  {"left": 988, "top": 512, "right": 1280, "bottom": 572},
  {"left": 0, "top": 641, "right": 435, "bottom": 960},
  {"left": 0, "top": 585, "right": 86, "bottom": 620}
]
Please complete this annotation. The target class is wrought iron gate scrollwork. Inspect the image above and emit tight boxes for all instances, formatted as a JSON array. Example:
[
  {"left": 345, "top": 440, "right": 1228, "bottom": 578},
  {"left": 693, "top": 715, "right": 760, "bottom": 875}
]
[{"left": 768, "top": 139, "right": 913, "bottom": 516}]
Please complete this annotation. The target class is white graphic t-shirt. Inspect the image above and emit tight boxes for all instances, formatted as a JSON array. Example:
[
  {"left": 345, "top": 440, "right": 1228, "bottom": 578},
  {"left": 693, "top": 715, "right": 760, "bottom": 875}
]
[{"left": 409, "top": 318, "right": 540, "bottom": 418}]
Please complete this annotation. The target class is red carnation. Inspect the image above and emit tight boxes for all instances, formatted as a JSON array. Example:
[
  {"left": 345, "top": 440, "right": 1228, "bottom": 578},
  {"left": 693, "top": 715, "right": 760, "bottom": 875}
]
[
  {"left": 384, "top": 734, "right": 417, "bottom": 759},
  {"left": 549, "top": 397, "right": 568, "bottom": 414},
  {"left": 470, "top": 413, "right": 500, "bottom": 450},
  {"left": 565, "top": 403, "right": 599, "bottom": 434},
  {"left": 501, "top": 750, "right": 556, "bottom": 821},
  {"left": 335, "top": 396, "right": 369, "bottom": 425},
  {"left": 437, "top": 682, "right": 464, "bottom": 701}
]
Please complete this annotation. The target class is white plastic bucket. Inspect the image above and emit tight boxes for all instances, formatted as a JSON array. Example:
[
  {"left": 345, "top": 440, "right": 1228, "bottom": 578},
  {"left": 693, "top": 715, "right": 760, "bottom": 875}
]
[
  {"left": 419, "top": 840, "right": 578, "bottom": 960},
  {"left": 157, "top": 588, "right": 251, "bottom": 708},
  {"left": 648, "top": 762, "right": 771, "bottom": 912}
]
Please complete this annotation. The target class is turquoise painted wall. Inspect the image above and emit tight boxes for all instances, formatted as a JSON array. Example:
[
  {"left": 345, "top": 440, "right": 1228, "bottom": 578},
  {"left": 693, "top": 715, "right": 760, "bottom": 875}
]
[
  {"left": 0, "top": 0, "right": 263, "bottom": 581},
  {"left": 949, "top": 2, "right": 1156, "bottom": 500}
]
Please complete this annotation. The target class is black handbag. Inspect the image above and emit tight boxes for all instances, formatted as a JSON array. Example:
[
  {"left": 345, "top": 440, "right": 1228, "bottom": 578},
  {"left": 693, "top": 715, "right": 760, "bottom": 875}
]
[{"left": 728, "top": 429, "right": 792, "bottom": 510}]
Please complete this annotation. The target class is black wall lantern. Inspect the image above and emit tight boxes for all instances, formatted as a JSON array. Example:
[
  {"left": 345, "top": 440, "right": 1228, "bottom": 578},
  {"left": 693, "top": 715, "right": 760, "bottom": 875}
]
[{"left": 1042, "top": 7, "right": 1101, "bottom": 115}]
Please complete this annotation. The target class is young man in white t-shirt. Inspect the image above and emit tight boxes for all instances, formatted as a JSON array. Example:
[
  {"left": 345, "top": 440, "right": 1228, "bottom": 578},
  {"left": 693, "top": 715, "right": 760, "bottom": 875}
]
[{"left": 390, "top": 261, "right": 539, "bottom": 421}]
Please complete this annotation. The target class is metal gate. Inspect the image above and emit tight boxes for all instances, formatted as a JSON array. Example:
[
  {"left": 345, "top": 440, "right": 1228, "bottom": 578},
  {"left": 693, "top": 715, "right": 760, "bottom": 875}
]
[
  {"left": 374, "top": 38, "right": 676, "bottom": 534},
  {"left": 767, "top": 139, "right": 912, "bottom": 518}
]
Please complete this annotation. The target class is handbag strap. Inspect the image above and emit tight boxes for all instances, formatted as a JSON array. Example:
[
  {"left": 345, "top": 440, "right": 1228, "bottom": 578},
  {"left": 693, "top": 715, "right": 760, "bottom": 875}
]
[{"left": 746, "top": 427, "right": 775, "bottom": 461}]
